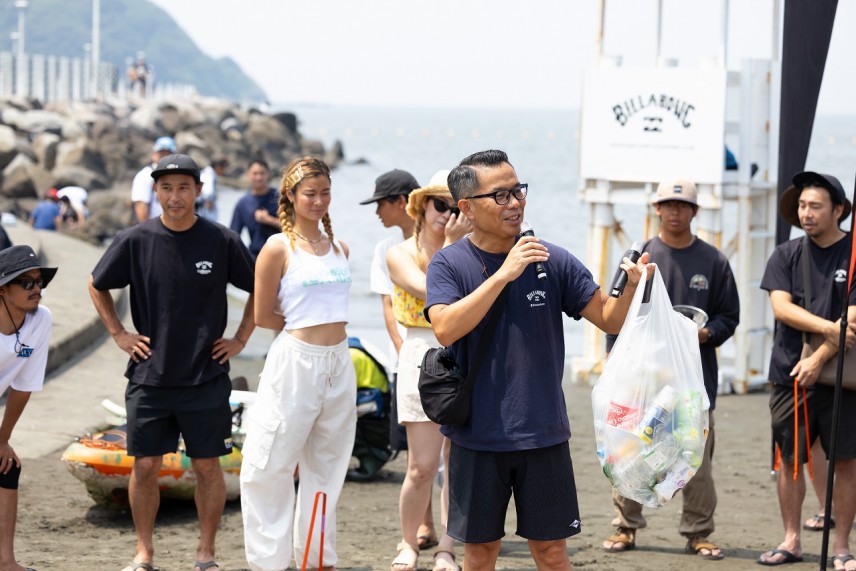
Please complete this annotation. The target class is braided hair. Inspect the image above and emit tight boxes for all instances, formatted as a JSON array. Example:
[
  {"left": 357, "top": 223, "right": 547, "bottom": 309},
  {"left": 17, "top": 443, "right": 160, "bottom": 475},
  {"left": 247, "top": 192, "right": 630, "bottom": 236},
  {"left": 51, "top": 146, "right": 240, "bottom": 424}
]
[{"left": 278, "top": 156, "right": 338, "bottom": 253}]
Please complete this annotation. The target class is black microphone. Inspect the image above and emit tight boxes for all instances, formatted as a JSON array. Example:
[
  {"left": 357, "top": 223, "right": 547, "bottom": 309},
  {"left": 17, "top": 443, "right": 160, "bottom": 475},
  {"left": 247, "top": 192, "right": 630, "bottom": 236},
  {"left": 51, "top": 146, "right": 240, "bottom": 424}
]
[
  {"left": 519, "top": 221, "right": 547, "bottom": 280},
  {"left": 609, "top": 241, "right": 644, "bottom": 298}
]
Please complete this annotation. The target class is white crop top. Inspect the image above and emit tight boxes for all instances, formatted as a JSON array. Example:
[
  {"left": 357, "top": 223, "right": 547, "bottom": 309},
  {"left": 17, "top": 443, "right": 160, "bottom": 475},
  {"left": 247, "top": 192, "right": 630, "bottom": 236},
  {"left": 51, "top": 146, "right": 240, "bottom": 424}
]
[{"left": 271, "top": 233, "right": 351, "bottom": 330}]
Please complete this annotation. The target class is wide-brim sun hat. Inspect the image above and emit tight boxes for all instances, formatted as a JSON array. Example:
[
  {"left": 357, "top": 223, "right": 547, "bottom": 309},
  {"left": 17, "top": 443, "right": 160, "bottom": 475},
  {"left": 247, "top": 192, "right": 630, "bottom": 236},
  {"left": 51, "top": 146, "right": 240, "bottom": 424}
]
[
  {"left": 780, "top": 171, "right": 851, "bottom": 228},
  {"left": 0, "top": 245, "right": 58, "bottom": 287},
  {"left": 406, "top": 170, "right": 453, "bottom": 220}
]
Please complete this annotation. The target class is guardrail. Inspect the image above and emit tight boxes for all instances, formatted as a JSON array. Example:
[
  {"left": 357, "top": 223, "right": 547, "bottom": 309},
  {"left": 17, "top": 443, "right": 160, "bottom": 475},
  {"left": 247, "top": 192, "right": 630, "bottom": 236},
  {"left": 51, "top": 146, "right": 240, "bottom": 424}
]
[{"left": 0, "top": 50, "right": 196, "bottom": 102}]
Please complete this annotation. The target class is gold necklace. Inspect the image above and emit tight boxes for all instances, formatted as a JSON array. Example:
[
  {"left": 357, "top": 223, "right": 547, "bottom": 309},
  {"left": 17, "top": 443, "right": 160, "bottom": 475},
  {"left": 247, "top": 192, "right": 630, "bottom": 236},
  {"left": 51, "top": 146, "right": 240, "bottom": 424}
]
[{"left": 293, "top": 230, "right": 326, "bottom": 254}]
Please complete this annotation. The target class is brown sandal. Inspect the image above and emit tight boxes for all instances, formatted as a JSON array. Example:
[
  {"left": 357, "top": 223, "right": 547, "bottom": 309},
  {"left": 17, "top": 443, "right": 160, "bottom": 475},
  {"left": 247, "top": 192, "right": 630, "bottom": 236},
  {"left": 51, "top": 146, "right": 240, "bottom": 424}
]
[
  {"left": 686, "top": 537, "right": 724, "bottom": 560},
  {"left": 602, "top": 527, "right": 636, "bottom": 552}
]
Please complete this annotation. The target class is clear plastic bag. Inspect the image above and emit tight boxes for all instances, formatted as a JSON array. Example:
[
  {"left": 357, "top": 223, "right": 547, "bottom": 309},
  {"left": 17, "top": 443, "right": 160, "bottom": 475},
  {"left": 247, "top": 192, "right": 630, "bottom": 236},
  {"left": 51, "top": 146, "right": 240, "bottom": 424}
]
[{"left": 592, "top": 269, "right": 709, "bottom": 508}]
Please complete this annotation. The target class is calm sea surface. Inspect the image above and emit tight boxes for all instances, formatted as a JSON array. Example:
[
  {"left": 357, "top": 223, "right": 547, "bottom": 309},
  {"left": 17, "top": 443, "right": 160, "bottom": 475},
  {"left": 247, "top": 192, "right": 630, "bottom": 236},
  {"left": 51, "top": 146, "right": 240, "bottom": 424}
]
[{"left": 219, "top": 106, "right": 856, "bottom": 362}]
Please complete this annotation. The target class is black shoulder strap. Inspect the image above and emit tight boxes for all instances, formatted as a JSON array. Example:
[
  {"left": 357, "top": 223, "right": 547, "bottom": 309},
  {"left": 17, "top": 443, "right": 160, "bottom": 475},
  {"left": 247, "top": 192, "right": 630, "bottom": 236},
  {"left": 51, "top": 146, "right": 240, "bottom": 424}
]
[{"left": 462, "top": 283, "right": 511, "bottom": 392}]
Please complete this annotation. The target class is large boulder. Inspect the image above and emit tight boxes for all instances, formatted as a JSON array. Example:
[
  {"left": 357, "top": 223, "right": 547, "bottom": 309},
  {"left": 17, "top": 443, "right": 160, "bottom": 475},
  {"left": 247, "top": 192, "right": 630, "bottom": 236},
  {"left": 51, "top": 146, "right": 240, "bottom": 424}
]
[
  {"left": 55, "top": 139, "right": 106, "bottom": 175},
  {"left": 0, "top": 125, "right": 17, "bottom": 170},
  {"left": 1, "top": 154, "right": 37, "bottom": 198},
  {"left": 31, "top": 132, "right": 61, "bottom": 171},
  {"left": 51, "top": 165, "right": 108, "bottom": 190}
]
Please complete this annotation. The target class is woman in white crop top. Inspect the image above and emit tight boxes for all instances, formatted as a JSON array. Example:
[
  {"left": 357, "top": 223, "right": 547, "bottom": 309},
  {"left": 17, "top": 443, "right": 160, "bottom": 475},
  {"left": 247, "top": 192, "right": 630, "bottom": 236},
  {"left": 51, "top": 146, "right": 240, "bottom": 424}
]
[{"left": 240, "top": 157, "right": 355, "bottom": 571}]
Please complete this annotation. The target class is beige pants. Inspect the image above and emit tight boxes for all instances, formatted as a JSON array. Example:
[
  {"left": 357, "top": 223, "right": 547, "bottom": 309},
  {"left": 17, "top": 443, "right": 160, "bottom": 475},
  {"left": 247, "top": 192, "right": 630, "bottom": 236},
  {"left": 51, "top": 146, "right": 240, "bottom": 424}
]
[{"left": 612, "top": 411, "right": 717, "bottom": 538}]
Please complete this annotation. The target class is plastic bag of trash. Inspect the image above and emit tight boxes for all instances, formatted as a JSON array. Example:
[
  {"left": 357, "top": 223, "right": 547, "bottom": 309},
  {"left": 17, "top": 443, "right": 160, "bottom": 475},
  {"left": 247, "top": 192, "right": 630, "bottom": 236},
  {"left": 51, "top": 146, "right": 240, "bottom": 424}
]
[{"left": 592, "top": 269, "right": 708, "bottom": 508}]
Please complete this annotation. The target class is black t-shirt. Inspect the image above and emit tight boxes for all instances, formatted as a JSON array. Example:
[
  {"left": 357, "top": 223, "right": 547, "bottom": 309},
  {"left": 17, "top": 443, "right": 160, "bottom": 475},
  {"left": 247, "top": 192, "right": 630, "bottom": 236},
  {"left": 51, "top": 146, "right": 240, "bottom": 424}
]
[
  {"left": 761, "top": 235, "right": 855, "bottom": 385},
  {"left": 607, "top": 237, "right": 740, "bottom": 408},
  {"left": 92, "top": 217, "right": 255, "bottom": 387}
]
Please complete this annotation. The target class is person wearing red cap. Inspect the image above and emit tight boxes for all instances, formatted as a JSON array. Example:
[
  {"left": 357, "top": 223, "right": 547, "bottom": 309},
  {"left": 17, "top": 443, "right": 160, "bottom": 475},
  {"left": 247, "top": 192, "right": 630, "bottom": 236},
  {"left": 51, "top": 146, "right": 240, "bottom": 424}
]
[
  {"left": 0, "top": 244, "right": 58, "bottom": 571},
  {"left": 759, "top": 171, "right": 856, "bottom": 568},
  {"left": 28, "top": 188, "right": 61, "bottom": 231}
]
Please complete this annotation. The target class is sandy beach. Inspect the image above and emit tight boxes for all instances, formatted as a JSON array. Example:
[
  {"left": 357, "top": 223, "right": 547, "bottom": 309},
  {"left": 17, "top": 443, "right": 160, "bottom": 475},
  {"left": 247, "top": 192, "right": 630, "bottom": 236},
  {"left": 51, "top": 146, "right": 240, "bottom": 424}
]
[{"left": 14, "top": 344, "right": 844, "bottom": 570}]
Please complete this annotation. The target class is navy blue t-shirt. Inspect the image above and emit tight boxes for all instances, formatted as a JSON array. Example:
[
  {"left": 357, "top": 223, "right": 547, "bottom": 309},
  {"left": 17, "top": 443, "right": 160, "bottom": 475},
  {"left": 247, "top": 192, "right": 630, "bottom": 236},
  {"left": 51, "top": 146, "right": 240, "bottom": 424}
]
[
  {"left": 91, "top": 217, "right": 255, "bottom": 387},
  {"left": 230, "top": 187, "right": 279, "bottom": 257},
  {"left": 425, "top": 237, "right": 599, "bottom": 452},
  {"left": 761, "top": 235, "right": 856, "bottom": 385}
]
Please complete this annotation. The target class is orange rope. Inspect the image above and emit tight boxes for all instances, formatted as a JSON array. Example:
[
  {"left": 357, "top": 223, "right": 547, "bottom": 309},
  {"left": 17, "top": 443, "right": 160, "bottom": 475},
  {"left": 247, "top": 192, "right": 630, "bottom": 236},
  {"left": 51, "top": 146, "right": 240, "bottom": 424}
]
[
  {"left": 802, "top": 385, "right": 813, "bottom": 480},
  {"left": 793, "top": 383, "right": 799, "bottom": 480},
  {"left": 791, "top": 383, "right": 813, "bottom": 481}
]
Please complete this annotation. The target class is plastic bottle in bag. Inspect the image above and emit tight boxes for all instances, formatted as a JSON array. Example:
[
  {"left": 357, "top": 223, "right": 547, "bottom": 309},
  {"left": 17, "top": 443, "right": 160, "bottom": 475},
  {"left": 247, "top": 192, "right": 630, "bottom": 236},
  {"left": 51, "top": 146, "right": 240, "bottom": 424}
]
[
  {"left": 635, "top": 385, "right": 680, "bottom": 444},
  {"left": 612, "top": 454, "right": 657, "bottom": 500},
  {"left": 654, "top": 458, "right": 697, "bottom": 503},
  {"left": 674, "top": 389, "right": 705, "bottom": 468}
]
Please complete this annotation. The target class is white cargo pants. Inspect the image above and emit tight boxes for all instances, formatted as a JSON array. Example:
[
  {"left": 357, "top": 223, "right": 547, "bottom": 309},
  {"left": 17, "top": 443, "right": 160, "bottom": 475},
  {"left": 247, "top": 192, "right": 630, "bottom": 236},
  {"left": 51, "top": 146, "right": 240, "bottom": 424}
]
[{"left": 241, "top": 332, "right": 356, "bottom": 571}]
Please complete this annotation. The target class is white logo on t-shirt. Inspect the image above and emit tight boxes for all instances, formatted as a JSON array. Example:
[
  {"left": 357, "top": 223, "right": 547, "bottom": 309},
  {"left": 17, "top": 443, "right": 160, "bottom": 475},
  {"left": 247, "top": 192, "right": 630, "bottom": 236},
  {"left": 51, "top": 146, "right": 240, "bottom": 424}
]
[
  {"left": 526, "top": 289, "right": 546, "bottom": 307},
  {"left": 834, "top": 269, "right": 847, "bottom": 283},
  {"left": 195, "top": 260, "right": 213, "bottom": 275}
]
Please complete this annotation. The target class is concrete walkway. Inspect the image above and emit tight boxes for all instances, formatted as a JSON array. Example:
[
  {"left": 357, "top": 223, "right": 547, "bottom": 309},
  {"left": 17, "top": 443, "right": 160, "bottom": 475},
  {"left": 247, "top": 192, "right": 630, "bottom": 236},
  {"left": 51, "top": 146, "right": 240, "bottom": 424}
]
[{"left": 3, "top": 222, "right": 266, "bottom": 459}]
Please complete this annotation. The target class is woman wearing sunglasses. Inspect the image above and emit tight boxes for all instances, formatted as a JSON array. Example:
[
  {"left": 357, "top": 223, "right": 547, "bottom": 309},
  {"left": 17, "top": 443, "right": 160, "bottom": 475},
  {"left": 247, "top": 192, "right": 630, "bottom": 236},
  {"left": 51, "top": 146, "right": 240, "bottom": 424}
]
[{"left": 387, "top": 170, "right": 470, "bottom": 571}]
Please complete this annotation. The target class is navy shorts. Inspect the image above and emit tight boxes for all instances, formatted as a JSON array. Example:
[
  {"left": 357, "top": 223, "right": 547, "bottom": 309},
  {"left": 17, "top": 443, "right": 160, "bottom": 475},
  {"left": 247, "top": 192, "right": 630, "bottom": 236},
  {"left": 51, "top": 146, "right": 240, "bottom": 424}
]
[
  {"left": 125, "top": 374, "right": 233, "bottom": 458},
  {"left": 770, "top": 383, "right": 856, "bottom": 464},
  {"left": 447, "top": 441, "right": 582, "bottom": 543},
  {"left": 0, "top": 463, "right": 21, "bottom": 490}
]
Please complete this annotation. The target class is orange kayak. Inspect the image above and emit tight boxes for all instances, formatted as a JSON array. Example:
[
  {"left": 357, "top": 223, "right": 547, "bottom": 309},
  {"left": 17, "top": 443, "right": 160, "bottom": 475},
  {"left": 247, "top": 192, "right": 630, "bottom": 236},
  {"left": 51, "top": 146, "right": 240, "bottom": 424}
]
[{"left": 61, "top": 426, "right": 242, "bottom": 507}]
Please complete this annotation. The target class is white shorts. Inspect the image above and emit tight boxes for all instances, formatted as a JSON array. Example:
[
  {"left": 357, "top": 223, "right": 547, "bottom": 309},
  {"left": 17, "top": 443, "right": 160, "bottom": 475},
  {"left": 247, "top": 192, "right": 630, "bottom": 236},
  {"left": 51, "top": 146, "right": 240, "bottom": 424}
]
[{"left": 396, "top": 327, "right": 440, "bottom": 424}]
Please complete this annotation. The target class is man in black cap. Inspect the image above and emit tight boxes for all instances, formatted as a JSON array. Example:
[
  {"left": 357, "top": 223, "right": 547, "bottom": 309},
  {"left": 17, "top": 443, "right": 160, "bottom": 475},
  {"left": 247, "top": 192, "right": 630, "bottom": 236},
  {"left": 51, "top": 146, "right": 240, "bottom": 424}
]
[
  {"left": 89, "top": 154, "right": 256, "bottom": 571},
  {"left": 759, "top": 171, "right": 856, "bottom": 567},
  {"left": 0, "top": 244, "right": 57, "bottom": 571}
]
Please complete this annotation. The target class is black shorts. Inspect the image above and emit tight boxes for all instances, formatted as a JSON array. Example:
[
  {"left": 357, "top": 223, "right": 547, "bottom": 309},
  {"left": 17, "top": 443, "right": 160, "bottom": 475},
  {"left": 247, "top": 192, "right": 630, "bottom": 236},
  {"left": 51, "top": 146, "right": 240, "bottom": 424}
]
[
  {"left": 125, "top": 375, "right": 232, "bottom": 458},
  {"left": 0, "top": 463, "right": 21, "bottom": 490},
  {"left": 770, "top": 383, "right": 856, "bottom": 463},
  {"left": 447, "top": 441, "right": 581, "bottom": 543}
]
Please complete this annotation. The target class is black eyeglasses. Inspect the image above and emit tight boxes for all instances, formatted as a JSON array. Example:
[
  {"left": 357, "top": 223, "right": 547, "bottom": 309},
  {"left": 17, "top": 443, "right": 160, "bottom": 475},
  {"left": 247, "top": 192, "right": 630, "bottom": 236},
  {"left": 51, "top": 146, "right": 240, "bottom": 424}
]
[
  {"left": 430, "top": 197, "right": 460, "bottom": 216},
  {"left": 466, "top": 183, "right": 528, "bottom": 205},
  {"left": 9, "top": 277, "right": 47, "bottom": 291}
]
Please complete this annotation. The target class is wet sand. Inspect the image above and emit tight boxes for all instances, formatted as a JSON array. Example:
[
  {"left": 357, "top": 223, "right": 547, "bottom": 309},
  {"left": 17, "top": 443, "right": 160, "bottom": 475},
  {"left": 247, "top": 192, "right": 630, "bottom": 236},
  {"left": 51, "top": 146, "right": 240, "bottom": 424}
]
[{"left": 15, "top": 353, "right": 845, "bottom": 571}]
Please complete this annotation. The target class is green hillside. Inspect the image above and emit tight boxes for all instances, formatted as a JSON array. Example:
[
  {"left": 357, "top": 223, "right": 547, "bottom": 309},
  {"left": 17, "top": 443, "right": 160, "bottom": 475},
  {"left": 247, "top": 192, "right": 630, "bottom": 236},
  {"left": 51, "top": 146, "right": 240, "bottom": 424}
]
[{"left": 0, "top": 0, "right": 266, "bottom": 103}]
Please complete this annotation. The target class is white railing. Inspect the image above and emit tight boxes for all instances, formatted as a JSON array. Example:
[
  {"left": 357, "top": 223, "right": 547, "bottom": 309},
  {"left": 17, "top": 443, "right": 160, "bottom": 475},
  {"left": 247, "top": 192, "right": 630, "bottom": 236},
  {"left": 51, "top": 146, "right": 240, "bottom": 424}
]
[{"left": 0, "top": 51, "right": 196, "bottom": 102}]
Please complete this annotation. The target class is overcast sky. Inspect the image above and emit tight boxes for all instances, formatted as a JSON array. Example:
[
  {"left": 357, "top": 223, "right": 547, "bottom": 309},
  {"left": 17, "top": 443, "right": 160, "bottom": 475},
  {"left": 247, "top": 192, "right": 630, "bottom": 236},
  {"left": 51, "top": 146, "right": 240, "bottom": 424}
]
[{"left": 149, "top": 0, "right": 855, "bottom": 115}]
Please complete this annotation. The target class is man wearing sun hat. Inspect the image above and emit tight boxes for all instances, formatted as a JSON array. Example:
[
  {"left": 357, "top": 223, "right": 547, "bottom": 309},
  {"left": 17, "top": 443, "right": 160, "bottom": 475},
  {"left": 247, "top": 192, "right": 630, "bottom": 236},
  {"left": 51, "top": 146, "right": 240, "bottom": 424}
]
[
  {"left": 0, "top": 244, "right": 57, "bottom": 571},
  {"left": 131, "top": 136, "right": 178, "bottom": 224},
  {"left": 90, "top": 153, "right": 256, "bottom": 571},
  {"left": 603, "top": 178, "right": 739, "bottom": 560},
  {"left": 759, "top": 171, "right": 856, "bottom": 567}
]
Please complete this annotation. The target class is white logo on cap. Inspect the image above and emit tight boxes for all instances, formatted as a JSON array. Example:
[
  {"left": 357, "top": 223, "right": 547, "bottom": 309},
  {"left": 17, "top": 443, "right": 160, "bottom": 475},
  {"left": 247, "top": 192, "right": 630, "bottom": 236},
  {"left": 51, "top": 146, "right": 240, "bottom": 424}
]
[
  {"left": 167, "top": 163, "right": 180, "bottom": 169},
  {"left": 673, "top": 185, "right": 683, "bottom": 194}
]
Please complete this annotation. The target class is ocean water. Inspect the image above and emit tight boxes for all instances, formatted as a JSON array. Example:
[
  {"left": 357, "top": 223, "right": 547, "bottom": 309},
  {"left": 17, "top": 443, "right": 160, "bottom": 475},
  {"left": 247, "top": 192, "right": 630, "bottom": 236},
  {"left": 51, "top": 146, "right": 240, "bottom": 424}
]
[{"left": 219, "top": 105, "right": 856, "bottom": 362}]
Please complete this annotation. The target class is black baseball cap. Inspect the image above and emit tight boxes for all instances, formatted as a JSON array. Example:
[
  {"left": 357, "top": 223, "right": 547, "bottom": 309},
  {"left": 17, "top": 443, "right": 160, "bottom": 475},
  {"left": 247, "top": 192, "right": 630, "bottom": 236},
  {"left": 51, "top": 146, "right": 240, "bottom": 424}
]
[
  {"left": 780, "top": 171, "right": 851, "bottom": 228},
  {"left": 359, "top": 169, "right": 419, "bottom": 205},
  {"left": 151, "top": 153, "right": 201, "bottom": 183}
]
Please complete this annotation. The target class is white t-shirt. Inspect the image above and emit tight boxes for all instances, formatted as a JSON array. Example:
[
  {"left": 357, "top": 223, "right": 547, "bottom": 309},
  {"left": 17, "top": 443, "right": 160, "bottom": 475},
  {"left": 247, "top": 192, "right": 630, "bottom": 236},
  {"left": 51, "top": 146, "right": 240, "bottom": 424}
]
[
  {"left": 130, "top": 164, "right": 162, "bottom": 219},
  {"left": 370, "top": 231, "right": 406, "bottom": 372},
  {"left": 370, "top": 231, "right": 404, "bottom": 295},
  {"left": 0, "top": 305, "right": 52, "bottom": 394},
  {"left": 199, "top": 165, "right": 217, "bottom": 201}
]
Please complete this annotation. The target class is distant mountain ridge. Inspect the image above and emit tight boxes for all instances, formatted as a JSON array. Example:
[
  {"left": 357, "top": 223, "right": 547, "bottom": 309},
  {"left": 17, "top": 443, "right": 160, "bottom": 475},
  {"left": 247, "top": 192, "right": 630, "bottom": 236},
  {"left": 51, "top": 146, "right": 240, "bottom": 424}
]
[{"left": 0, "top": 0, "right": 266, "bottom": 103}]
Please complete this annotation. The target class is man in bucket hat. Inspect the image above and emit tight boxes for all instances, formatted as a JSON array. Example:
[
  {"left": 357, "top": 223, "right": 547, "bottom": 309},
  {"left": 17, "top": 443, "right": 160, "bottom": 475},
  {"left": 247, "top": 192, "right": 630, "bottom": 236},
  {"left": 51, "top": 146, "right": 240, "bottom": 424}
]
[
  {"left": 0, "top": 245, "right": 57, "bottom": 571},
  {"left": 90, "top": 154, "right": 256, "bottom": 571},
  {"left": 759, "top": 171, "right": 856, "bottom": 567}
]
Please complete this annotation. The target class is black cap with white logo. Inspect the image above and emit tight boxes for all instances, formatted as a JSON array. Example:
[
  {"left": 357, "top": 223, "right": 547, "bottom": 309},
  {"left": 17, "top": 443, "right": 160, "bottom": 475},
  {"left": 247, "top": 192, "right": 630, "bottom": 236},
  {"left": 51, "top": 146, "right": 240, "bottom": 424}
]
[{"left": 151, "top": 153, "right": 201, "bottom": 183}]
